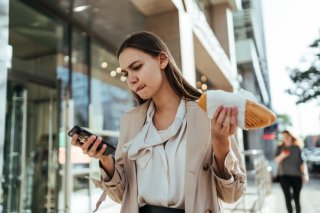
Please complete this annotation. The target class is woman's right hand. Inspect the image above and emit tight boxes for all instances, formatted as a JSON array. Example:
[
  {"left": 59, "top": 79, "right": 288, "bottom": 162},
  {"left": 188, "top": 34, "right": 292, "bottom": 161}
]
[
  {"left": 71, "top": 134, "right": 115, "bottom": 177},
  {"left": 275, "top": 150, "right": 290, "bottom": 163},
  {"left": 280, "top": 150, "right": 290, "bottom": 158}
]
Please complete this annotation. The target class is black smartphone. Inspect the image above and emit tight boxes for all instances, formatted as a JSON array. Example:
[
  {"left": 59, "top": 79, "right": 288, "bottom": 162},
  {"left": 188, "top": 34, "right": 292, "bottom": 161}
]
[{"left": 68, "top": 125, "right": 116, "bottom": 156}]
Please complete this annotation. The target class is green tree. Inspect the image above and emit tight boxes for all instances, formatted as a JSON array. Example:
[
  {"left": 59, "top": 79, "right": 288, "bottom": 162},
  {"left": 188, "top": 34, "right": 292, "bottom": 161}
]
[
  {"left": 276, "top": 113, "right": 292, "bottom": 131},
  {"left": 287, "top": 38, "right": 320, "bottom": 104}
]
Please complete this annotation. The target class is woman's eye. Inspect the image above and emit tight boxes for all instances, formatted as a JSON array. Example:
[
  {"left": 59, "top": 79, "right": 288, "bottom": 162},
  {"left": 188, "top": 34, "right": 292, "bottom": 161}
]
[
  {"left": 121, "top": 72, "right": 128, "bottom": 77},
  {"left": 133, "top": 65, "right": 142, "bottom": 70}
]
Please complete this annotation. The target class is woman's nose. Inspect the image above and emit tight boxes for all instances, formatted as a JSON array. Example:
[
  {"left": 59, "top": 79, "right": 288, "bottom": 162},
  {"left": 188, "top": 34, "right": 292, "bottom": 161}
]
[{"left": 127, "top": 74, "right": 138, "bottom": 85}]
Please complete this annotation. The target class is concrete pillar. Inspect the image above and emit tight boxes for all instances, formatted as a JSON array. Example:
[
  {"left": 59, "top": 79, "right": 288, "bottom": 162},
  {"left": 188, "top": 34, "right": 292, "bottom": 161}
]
[
  {"left": 145, "top": 11, "right": 182, "bottom": 69},
  {"left": 178, "top": 11, "right": 196, "bottom": 87},
  {"left": 145, "top": 10, "right": 196, "bottom": 86},
  {"left": 210, "top": 3, "right": 237, "bottom": 82}
]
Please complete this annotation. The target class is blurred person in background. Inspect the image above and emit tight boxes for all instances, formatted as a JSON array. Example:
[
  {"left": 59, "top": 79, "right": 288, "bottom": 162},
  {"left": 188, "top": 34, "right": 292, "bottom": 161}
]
[
  {"left": 72, "top": 31, "right": 246, "bottom": 213},
  {"left": 275, "top": 130, "right": 309, "bottom": 213}
]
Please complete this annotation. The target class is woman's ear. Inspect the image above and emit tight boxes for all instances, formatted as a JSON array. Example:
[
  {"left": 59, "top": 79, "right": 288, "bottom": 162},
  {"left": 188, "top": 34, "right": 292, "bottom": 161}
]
[{"left": 159, "top": 52, "right": 169, "bottom": 69}]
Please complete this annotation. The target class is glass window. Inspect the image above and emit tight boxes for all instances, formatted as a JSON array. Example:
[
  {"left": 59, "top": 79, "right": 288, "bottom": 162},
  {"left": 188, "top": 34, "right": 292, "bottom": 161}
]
[
  {"left": 90, "top": 41, "right": 134, "bottom": 132},
  {"left": 72, "top": 29, "right": 89, "bottom": 127},
  {"left": 9, "top": 0, "right": 64, "bottom": 82},
  {"left": 5, "top": 0, "right": 65, "bottom": 212}
]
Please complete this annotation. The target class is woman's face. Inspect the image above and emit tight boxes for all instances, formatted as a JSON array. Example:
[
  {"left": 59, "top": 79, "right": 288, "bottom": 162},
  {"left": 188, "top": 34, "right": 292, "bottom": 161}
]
[
  {"left": 119, "top": 48, "right": 166, "bottom": 100},
  {"left": 282, "top": 132, "right": 293, "bottom": 146}
]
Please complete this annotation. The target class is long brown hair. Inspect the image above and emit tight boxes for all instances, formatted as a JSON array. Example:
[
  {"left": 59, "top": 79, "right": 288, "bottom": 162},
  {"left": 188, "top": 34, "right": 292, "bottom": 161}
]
[
  {"left": 117, "top": 31, "right": 202, "bottom": 105},
  {"left": 281, "top": 130, "right": 303, "bottom": 148}
]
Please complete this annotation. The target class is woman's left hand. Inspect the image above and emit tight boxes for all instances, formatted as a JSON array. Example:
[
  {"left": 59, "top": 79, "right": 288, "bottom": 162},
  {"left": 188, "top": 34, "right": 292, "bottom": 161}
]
[{"left": 211, "top": 106, "right": 238, "bottom": 142}]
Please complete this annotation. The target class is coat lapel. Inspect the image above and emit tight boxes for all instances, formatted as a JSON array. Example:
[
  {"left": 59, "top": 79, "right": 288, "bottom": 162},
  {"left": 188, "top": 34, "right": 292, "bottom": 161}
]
[
  {"left": 185, "top": 101, "right": 211, "bottom": 212},
  {"left": 121, "top": 101, "right": 150, "bottom": 213}
]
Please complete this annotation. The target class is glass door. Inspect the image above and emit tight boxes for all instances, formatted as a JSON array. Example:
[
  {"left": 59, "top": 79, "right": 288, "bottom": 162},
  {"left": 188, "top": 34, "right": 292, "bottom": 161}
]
[
  {"left": 3, "top": 81, "right": 59, "bottom": 213},
  {"left": 3, "top": 82, "right": 27, "bottom": 213}
]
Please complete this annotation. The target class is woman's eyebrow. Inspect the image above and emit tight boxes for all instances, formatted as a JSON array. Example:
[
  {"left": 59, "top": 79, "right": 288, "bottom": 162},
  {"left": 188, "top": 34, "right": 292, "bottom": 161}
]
[{"left": 121, "top": 60, "right": 140, "bottom": 72}]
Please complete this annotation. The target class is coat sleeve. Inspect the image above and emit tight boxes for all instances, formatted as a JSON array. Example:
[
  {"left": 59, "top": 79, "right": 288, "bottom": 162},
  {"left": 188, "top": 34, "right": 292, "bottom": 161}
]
[
  {"left": 211, "top": 135, "right": 246, "bottom": 203},
  {"left": 91, "top": 115, "right": 129, "bottom": 209}
]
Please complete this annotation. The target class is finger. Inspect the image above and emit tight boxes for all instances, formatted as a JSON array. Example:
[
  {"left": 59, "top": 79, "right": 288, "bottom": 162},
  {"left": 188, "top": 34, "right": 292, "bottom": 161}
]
[
  {"left": 95, "top": 144, "right": 107, "bottom": 159},
  {"left": 90, "top": 137, "right": 102, "bottom": 153},
  {"left": 88, "top": 138, "right": 102, "bottom": 157},
  {"left": 81, "top": 135, "right": 96, "bottom": 154},
  {"left": 229, "top": 107, "right": 238, "bottom": 134},
  {"left": 71, "top": 134, "right": 79, "bottom": 146},
  {"left": 213, "top": 106, "right": 223, "bottom": 119},
  {"left": 216, "top": 107, "right": 226, "bottom": 125},
  {"left": 222, "top": 107, "right": 231, "bottom": 130},
  {"left": 230, "top": 107, "right": 238, "bottom": 125},
  {"left": 223, "top": 107, "right": 231, "bottom": 125}
]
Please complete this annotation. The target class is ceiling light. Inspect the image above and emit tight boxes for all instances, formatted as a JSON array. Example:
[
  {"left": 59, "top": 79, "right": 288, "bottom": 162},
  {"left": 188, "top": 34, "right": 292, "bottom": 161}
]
[
  {"left": 120, "top": 76, "right": 127, "bottom": 82},
  {"left": 73, "top": 5, "right": 90, "bottom": 12},
  {"left": 101, "top": 62, "right": 108, "bottom": 69},
  {"left": 201, "top": 84, "right": 208, "bottom": 91},
  {"left": 110, "top": 71, "right": 116, "bottom": 77},
  {"left": 201, "top": 75, "right": 207, "bottom": 82},
  {"left": 116, "top": 67, "right": 121, "bottom": 73}
]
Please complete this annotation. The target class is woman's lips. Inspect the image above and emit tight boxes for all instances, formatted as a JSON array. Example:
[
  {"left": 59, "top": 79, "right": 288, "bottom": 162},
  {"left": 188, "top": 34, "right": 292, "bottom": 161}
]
[{"left": 136, "top": 85, "right": 146, "bottom": 92}]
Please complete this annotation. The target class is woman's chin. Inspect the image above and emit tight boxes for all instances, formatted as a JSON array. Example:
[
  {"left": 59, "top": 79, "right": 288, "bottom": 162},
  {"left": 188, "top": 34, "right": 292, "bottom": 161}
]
[
  {"left": 137, "top": 89, "right": 154, "bottom": 100},
  {"left": 138, "top": 94, "right": 151, "bottom": 100}
]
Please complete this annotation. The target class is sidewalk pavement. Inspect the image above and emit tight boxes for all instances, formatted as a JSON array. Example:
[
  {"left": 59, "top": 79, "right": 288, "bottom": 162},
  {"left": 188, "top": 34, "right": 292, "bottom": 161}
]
[
  {"left": 223, "top": 174, "right": 320, "bottom": 213},
  {"left": 270, "top": 174, "right": 320, "bottom": 213},
  {"left": 71, "top": 174, "right": 320, "bottom": 213}
]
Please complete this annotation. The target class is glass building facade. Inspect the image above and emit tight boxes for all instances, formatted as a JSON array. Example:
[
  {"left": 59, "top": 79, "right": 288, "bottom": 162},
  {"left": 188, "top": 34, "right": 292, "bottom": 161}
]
[{"left": 1, "top": 0, "right": 136, "bottom": 212}]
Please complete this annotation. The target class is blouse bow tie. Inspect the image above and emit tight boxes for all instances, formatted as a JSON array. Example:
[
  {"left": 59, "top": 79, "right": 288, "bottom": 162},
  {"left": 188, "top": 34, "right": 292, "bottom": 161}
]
[{"left": 122, "top": 100, "right": 186, "bottom": 169}]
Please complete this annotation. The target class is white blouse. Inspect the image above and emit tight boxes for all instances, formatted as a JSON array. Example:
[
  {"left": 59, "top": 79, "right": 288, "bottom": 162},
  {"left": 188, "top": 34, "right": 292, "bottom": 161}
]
[{"left": 122, "top": 99, "right": 187, "bottom": 208}]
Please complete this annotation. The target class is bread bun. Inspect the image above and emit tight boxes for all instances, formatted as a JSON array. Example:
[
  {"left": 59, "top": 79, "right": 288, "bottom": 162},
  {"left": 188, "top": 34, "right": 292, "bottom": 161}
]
[{"left": 197, "top": 93, "right": 276, "bottom": 130}]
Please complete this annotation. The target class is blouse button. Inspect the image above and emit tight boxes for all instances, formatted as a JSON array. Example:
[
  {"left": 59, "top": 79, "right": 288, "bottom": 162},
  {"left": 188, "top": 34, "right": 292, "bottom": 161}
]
[{"left": 203, "top": 163, "right": 209, "bottom": 171}]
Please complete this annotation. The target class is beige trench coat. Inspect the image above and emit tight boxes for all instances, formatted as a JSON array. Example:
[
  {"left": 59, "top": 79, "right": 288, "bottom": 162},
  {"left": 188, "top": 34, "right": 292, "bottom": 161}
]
[{"left": 96, "top": 100, "right": 246, "bottom": 213}]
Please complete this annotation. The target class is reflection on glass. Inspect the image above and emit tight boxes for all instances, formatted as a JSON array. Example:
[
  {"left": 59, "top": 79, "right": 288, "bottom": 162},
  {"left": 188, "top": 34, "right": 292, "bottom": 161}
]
[
  {"left": 9, "top": 0, "right": 63, "bottom": 80},
  {"left": 72, "top": 29, "right": 89, "bottom": 127},
  {"left": 90, "top": 42, "right": 134, "bottom": 132},
  {"left": 3, "top": 83, "right": 24, "bottom": 213},
  {"left": 4, "top": 0, "right": 63, "bottom": 212}
]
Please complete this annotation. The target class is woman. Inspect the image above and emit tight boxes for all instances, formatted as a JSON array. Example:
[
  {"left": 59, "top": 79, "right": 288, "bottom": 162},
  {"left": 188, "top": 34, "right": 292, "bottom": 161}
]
[
  {"left": 72, "top": 31, "right": 246, "bottom": 213},
  {"left": 275, "top": 130, "right": 309, "bottom": 213}
]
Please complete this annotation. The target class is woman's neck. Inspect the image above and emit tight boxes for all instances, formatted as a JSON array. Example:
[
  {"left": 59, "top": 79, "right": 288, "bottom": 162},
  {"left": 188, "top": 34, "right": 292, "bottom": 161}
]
[
  {"left": 152, "top": 80, "right": 181, "bottom": 113},
  {"left": 151, "top": 82, "right": 181, "bottom": 131},
  {"left": 153, "top": 93, "right": 180, "bottom": 113}
]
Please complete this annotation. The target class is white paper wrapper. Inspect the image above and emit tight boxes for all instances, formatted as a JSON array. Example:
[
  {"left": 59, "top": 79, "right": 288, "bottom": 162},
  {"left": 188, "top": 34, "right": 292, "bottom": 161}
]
[{"left": 206, "top": 89, "right": 257, "bottom": 130}]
